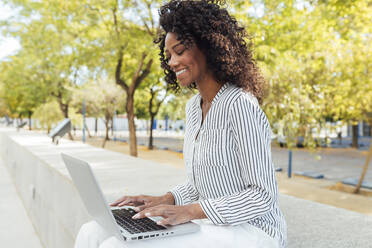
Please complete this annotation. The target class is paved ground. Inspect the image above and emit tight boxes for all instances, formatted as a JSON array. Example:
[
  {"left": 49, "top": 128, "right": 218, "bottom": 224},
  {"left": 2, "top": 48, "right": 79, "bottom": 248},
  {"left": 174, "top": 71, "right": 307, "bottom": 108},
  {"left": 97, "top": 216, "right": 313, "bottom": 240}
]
[
  {"left": 271, "top": 146, "right": 372, "bottom": 183},
  {"left": 0, "top": 157, "right": 43, "bottom": 248},
  {"left": 82, "top": 133, "right": 372, "bottom": 183}
]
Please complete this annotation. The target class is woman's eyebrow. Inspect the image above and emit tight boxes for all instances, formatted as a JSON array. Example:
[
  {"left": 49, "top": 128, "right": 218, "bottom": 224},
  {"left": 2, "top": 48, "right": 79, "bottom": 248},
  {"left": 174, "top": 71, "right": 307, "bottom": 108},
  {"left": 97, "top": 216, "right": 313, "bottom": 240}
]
[{"left": 165, "top": 42, "right": 183, "bottom": 53}]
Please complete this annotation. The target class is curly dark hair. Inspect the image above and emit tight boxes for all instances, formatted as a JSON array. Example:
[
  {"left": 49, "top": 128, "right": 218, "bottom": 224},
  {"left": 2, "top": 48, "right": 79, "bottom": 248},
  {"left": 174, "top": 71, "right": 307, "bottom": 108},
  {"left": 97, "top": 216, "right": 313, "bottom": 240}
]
[{"left": 154, "top": 0, "right": 265, "bottom": 103}]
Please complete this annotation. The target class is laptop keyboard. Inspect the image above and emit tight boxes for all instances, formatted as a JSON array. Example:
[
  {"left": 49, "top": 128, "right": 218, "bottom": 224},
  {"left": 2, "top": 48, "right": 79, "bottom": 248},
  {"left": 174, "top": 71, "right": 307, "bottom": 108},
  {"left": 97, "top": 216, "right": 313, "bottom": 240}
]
[{"left": 112, "top": 208, "right": 167, "bottom": 234}]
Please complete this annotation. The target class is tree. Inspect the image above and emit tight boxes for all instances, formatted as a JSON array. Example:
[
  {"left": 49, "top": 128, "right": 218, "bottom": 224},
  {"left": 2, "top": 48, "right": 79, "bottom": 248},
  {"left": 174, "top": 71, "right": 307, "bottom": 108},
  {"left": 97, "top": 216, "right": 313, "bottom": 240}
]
[
  {"left": 147, "top": 78, "right": 169, "bottom": 149},
  {"left": 233, "top": 0, "right": 371, "bottom": 149},
  {"left": 158, "top": 89, "right": 194, "bottom": 122},
  {"left": 73, "top": 78, "right": 125, "bottom": 147},
  {"left": 0, "top": 82, "right": 10, "bottom": 117},
  {"left": 233, "top": 0, "right": 329, "bottom": 148},
  {"left": 71, "top": 0, "right": 163, "bottom": 156},
  {"left": 72, "top": 83, "right": 104, "bottom": 138},
  {"left": 114, "top": 33, "right": 153, "bottom": 155},
  {"left": 0, "top": 54, "right": 48, "bottom": 129},
  {"left": 354, "top": 139, "right": 372, "bottom": 193},
  {"left": 319, "top": 0, "right": 372, "bottom": 148},
  {"left": 110, "top": 0, "right": 163, "bottom": 156},
  {"left": 2, "top": 0, "right": 166, "bottom": 154},
  {"left": 33, "top": 101, "right": 64, "bottom": 133},
  {"left": 2, "top": 0, "right": 97, "bottom": 138},
  {"left": 354, "top": 91, "right": 372, "bottom": 193}
]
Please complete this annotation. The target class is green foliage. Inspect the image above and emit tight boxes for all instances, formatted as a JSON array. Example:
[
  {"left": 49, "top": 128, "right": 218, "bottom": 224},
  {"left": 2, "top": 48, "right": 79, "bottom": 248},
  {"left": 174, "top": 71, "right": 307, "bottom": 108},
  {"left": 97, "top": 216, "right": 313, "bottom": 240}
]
[
  {"left": 0, "top": 54, "right": 48, "bottom": 118},
  {"left": 0, "top": 84, "right": 9, "bottom": 116},
  {"left": 234, "top": 0, "right": 372, "bottom": 148},
  {"left": 158, "top": 88, "right": 195, "bottom": 121},
  {"left": 0, "top": 0, "right": 370, "bottom": 152},
  {"left": 33, "top": 101, "right": 64, "bottom": 132},
  {"left": 72, "top": 78, "right": 126, "bottom": 121},
  {"left": 69, "top": 107, "right": 83, "bottom": 129},
  {"left": 134, "top": 89, "right": 151, "bottom": 119}
]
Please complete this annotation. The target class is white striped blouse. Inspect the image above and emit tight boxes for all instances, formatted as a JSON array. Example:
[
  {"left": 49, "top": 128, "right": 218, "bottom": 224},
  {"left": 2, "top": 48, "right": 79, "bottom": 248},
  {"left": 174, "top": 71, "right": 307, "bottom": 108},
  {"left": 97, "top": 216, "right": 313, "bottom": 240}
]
[{"left": 170, "top": 83, "right": 287, "bottom": 247}]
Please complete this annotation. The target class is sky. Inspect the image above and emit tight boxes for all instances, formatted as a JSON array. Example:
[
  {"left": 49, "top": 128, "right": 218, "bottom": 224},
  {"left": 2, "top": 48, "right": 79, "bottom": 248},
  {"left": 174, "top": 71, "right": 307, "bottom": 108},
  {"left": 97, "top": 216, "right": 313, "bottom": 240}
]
[{"left": 0, "top": 2, "right": 21, "bottom": 60}]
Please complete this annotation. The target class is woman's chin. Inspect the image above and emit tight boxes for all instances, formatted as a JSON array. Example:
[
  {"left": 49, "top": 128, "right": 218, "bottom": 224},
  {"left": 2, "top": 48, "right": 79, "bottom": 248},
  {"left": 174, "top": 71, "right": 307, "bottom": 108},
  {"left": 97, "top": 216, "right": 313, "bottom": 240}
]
[{"left": 178, "top": 80, "right": 193, "bottom": 88}]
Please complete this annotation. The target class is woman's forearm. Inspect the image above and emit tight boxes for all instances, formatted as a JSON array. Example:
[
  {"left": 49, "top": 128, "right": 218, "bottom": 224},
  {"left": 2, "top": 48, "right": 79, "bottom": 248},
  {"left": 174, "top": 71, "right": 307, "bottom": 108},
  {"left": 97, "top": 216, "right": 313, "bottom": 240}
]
[{"left": 188, "top": 203, "right": 207, "bottom": 220}]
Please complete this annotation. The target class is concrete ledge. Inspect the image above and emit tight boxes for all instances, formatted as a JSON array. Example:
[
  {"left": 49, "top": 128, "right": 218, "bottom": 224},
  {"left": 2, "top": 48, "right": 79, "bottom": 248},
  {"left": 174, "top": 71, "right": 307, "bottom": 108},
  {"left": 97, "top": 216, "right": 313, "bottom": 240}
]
[
  {"left": 0, "top": 128, "right": 186, "bottom": 248},
  {"left": 0, "top": 157, "right": 43, "bottom": 248},
  {"left": 280, "top": 194, "right": 372, "bottom": 247},
  {"left": 1, "top": 127, "right": 372, "bottom": 247}
]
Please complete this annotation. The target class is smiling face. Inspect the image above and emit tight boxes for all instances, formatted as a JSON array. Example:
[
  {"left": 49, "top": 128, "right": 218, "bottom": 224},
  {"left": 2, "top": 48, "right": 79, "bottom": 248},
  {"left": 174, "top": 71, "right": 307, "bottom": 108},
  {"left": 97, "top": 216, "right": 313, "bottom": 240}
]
[{"left": 164, "top": 32, "right": 209, "bottom": 87}]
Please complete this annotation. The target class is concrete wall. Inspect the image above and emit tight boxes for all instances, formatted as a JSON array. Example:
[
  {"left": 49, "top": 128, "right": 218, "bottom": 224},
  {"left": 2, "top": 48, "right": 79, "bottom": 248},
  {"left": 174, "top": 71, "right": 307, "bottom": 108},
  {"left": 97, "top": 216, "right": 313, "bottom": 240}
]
[
  {"left": 0, "top": 131, "right": 83, "bottom": 247},
  {"left": 0, "top": 128, "right": 186, "bottom": 248}
]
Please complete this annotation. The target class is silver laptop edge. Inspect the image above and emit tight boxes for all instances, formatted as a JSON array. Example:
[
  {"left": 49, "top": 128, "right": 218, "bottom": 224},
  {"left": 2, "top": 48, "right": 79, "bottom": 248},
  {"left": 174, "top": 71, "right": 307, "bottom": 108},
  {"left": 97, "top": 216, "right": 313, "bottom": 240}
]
[{"left": 61, "top": 153, "right": 199, "bottom": 242}]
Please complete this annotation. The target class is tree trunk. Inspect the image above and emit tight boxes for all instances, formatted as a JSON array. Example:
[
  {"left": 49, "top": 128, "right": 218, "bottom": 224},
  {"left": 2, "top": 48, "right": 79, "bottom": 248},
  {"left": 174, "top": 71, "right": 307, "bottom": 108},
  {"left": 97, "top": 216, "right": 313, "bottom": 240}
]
[
  {"left": 352, "top": 124, "right": 359, "bottom": 148},
  {"left": 148, "top": 89, "right": 155, "bottom": 150},
  {"left": 337, "top": 131, "right": 342, "bottom": 145},
  {"left": 105, "top": 118, "right": 110, "bottom": 141},
  {"left": 102, "top": 118, "right": 110, "bottom": 148},
  {"left": 58, "top": 100, "right": 74, "bottom": 140},
  {"left": 111, "top": 117, "right": 114, "bottom": 136},
  {"left": 28, "top": 111, "right": 32, "bottom": 130},
  {"left": 114, "top": 46, "right": 152, "bottom": 157},
  {"left": 126, "top": 95, "right": 138, "bottom": 157},
  {"left": 85, "top": 123, "right": 92, "bottom": 138},
  {"left": 95, "top": 117, "right": 98, "bottom": 136},
  {"left": 149, "top": 115, "right": 154, "bottom": 150},
  {"left": 68, "top": 130, "right": 74, "bottom": 140},
  {"left": 354, "top": 139, "right": 372, "bottom": 193},
  {"left": 147, "top": 86, "right": 168, "bottom": 150}
]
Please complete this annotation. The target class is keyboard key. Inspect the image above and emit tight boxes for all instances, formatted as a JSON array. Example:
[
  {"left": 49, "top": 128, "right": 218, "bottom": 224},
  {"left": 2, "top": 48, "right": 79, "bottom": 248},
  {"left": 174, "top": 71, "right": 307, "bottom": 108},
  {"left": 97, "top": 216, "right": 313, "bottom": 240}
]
[{"left": 112, "top": 208, "right": 166, "bottom": 234}]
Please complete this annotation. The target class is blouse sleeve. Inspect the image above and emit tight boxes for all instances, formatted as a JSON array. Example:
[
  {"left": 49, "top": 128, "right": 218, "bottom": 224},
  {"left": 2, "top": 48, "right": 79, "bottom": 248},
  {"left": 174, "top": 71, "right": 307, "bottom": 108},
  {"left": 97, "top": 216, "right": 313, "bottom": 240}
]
[
  {"left": 199, "top": 95, "right": 277, "bottom": 225},
  {"left": 169, "top": 182, "right": 200, "bottom": 206}
]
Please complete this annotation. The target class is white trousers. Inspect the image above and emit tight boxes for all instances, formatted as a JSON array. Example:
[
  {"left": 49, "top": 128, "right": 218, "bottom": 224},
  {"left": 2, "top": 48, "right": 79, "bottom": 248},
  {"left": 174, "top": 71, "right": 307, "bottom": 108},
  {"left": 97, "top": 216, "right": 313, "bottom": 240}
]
[{"left": 75, "top": 219, "right": 279, "bottom": 248}]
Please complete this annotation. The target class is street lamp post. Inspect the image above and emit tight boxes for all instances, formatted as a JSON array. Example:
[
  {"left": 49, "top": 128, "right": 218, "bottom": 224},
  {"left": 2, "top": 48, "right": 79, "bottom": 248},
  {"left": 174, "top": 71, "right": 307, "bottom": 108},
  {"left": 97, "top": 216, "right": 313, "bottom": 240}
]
[{"left": 288, "top": 150, "right": 292, "bottom": 178}]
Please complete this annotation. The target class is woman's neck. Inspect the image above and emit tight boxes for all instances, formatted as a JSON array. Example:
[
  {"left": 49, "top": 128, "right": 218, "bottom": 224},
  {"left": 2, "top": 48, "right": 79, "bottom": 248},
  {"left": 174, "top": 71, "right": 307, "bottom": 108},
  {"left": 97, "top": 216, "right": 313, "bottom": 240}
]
[{"left": 196, "top": 75, "right": 222, "bottom": 104}]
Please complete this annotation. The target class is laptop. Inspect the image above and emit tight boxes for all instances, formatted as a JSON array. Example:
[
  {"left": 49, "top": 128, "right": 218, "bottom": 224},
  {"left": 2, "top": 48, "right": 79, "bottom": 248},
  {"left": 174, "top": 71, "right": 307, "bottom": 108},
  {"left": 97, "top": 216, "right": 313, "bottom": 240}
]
[{"left": 61, "top": 153, "right": 200, "bottom": 242}]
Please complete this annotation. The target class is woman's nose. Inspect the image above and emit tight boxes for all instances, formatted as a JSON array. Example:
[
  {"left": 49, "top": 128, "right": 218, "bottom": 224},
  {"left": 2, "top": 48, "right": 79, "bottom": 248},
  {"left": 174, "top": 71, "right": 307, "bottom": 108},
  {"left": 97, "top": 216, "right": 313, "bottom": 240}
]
[{"left": 168, "top": 56, "right": 179, "bottom": 71}]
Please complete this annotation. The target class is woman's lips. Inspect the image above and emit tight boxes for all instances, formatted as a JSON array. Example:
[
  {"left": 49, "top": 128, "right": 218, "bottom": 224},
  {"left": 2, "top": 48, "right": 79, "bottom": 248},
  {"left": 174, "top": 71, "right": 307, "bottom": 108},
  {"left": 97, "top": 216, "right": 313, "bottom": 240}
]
[{"left": 176, "top": 68, "right": 187, "bottom": 78}]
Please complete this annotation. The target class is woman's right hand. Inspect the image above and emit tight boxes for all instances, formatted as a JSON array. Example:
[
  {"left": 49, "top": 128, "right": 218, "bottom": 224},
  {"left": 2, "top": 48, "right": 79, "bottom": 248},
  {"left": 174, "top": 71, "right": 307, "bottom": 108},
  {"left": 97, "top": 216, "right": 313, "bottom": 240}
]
[{"left": 110, "top": 192, "right": 175, "bottom": 212}]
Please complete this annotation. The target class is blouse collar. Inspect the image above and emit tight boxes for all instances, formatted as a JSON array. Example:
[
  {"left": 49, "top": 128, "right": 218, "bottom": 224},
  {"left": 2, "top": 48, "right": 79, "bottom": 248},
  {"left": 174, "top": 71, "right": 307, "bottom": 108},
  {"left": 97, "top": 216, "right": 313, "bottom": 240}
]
[{"left": 197, "top": 82, "right": 231, "bottom": 107}]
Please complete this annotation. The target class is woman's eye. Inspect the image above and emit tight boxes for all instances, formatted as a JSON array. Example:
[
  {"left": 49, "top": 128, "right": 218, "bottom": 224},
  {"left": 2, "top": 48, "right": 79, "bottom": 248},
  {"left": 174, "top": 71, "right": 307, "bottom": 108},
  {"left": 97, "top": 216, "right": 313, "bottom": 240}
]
[{"left": 176, "top": 49, "right": 185, "bottom": 55}]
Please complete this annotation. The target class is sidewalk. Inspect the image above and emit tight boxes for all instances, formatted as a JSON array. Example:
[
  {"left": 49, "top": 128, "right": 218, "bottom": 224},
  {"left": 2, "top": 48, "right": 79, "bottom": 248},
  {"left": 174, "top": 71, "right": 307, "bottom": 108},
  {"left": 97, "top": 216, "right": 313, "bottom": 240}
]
[{"left": 0, "top": 157, "right": 43, "bottom": 248}]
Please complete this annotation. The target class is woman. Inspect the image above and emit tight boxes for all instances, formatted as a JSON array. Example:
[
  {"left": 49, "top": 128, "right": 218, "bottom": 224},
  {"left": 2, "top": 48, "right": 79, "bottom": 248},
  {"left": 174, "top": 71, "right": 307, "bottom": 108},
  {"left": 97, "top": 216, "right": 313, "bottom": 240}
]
[{"left": 76, "top": 0, "right": 287, "bottom": 247}]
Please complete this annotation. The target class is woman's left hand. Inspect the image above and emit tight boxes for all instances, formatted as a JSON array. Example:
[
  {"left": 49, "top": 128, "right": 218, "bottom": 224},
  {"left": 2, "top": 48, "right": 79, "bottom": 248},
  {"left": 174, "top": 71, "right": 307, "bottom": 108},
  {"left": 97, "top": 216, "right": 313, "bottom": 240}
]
[{"left": 132, "top": 203, "right": 206, "bottom": 226}]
